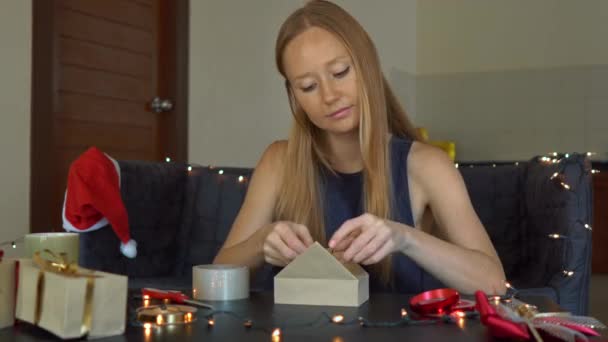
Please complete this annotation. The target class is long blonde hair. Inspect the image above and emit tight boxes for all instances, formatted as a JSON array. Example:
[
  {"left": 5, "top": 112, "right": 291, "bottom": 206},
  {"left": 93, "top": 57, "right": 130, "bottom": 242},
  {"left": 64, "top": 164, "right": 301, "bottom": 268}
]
[{"left": 274, "top": 0, "right": 420, "bottom": 285}]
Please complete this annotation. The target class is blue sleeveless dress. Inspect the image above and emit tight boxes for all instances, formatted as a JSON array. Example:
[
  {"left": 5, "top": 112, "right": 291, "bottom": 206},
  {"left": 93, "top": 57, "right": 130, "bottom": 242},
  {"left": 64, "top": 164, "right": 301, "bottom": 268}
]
[{"left": 320, "top": 136, "right": 444, "bottom": 293}]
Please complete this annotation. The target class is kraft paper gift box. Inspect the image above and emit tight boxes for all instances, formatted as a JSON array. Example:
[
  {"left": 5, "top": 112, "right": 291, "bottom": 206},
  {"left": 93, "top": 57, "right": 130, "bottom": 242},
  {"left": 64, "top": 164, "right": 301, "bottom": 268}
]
[
  {"left": 274, "top": 242, "right": 369, "bottom": 307},
  {"left": 15, "top": 257, "right": 128, "bottom": 339},
  {"left": 0, "top": 258, "right": 16, "bottom": 329}
]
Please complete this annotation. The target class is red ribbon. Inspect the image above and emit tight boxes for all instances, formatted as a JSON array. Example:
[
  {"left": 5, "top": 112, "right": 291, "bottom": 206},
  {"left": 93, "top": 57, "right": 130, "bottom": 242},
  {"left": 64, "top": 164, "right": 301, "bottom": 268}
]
[
  {"left": 475, "top": 291, "right": 530, "bottom": 340},
  {"left": 409, "top": 288, "right": 461, "bottom": 315}
]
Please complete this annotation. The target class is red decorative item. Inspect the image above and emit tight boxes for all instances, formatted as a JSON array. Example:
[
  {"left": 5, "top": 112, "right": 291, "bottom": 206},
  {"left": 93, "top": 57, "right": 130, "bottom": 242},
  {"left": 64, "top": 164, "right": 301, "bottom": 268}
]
[
  {"left": 62, "top": 147, "right": 137, "bottom": 258},
  {"left": 141, "top": 288, "right": 214, "bottom": 310},
  {"left": 475, "top": 291, "right": 530, "bottom": 340},
  {"left": 409, "top": 288, "right": 460, "bottom": 315}
]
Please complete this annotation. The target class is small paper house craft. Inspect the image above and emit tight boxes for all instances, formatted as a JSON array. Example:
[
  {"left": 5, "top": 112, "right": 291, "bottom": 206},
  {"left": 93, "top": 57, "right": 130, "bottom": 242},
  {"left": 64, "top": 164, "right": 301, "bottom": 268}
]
[{"left": 274, "top": 242, "right": 369, "bottom": 307}]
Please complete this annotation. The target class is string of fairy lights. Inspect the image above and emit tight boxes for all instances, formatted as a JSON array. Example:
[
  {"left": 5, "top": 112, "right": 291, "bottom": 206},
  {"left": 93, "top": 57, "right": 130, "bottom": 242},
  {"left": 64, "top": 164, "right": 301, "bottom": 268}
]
[
  {"left": 128, "top": 284, "right": 523, "bottom": 337},
  {"left": 0, "top": 152, "right": 601, "bottom": 339},
  {"left": 0, "top": 151, "right": 600, "bottom": 254},
  {"left": 130, "top": 294, "right": 483, "bottom": 339},
  {"left": 188, "top": 151, "right": 599, "bottom": 281},
  {"left": 535, "top": 152, "right": 595, "bottom": 279},
  {"left": 0, "top": 237, "right": 23, "bottom": 254}
]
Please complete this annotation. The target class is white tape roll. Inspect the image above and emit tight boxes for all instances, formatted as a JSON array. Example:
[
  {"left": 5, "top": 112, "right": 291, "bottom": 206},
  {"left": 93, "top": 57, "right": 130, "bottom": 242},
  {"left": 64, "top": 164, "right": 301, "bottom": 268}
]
[{"left": 192, "top": 265, "right": 249, "bottom": 301}]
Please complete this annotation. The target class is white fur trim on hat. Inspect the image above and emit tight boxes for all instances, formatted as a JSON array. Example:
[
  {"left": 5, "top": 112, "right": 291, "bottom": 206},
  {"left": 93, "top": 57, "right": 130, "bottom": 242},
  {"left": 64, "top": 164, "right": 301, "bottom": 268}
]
[{"left": 120, "top": 239, "right": 138, "bottom": 258}]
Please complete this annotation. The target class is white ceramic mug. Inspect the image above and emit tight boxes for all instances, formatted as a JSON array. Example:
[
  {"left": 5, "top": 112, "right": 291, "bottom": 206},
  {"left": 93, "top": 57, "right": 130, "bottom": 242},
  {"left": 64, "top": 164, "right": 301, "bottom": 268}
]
[{"left": 23, "top": 232, "right": 80, "bottom": 263}]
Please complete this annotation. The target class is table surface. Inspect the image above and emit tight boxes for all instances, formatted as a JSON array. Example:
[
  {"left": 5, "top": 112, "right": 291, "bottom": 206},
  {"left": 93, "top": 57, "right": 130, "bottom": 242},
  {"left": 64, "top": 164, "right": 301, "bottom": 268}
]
[{"left": 1, "top": 292, "right": 603, "bottom": 341}]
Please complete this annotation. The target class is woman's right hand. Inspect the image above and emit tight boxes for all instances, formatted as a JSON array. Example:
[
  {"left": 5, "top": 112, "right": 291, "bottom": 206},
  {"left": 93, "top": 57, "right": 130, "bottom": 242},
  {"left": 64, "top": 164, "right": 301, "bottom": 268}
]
[{"left": 262, "top": 221, "right": 314, "bottom": 266}]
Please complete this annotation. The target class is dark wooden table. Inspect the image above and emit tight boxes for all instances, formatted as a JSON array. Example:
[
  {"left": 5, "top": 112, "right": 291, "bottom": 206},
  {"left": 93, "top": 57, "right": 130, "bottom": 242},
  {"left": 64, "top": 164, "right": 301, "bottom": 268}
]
[{"left": 1, "top": 292, "right": 602, "bottom": 341}]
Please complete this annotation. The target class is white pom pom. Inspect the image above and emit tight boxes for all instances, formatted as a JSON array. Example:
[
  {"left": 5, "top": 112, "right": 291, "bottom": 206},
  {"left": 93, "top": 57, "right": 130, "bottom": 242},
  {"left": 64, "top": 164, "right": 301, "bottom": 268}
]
[{"left": 120, "top": 239, "right": 137, "bottom": 258}]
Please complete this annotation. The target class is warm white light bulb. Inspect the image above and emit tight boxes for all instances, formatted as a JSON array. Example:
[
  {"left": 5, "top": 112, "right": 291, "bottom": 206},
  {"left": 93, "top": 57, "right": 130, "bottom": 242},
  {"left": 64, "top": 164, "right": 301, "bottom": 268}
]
[{"left": 332, "top": 315, "right": 344, "bottom": 323}]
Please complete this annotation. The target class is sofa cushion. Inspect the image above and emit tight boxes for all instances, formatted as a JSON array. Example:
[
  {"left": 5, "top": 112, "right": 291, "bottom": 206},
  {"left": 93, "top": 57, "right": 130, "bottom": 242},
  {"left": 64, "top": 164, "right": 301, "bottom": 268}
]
[
  {"left": 79, "top": 161, "right": 188, "bottom": 277},
  {"left": 518, "top": 155, "right": 592, "bottom": 315},
  {"left": 176, "top": 167, "right": 253, "bottom": 276},
  {"left": 459, "top": 163, "right": 526, "bottom": 278}
]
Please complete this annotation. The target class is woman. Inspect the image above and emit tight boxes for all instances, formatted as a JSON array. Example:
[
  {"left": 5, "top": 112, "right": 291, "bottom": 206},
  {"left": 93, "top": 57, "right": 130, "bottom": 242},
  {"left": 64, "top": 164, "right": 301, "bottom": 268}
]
[{"left": 214, "top": 0, "right": 506, "bottom": 295}]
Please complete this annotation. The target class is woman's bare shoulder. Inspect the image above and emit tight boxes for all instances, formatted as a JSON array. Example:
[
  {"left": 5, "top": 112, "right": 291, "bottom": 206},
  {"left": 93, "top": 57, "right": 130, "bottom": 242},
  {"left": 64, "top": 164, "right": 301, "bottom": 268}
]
[
  {"left": 257, "top": 140, "right": 288, "bottom": 171},
  {"left": 408, "top": 141, "right": 455, "bottom": 179}
]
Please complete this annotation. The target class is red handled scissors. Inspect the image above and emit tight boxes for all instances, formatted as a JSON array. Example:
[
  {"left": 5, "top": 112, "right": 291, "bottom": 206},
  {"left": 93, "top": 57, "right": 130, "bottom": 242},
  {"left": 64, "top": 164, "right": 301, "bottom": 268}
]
[{"left": 142, "top": 288, "right": 214, "bottom": 310}]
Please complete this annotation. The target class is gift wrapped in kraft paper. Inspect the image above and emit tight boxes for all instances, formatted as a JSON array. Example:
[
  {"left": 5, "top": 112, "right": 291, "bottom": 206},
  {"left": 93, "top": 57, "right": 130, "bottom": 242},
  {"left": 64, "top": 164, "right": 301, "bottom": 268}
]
[
  {"left": 15, "top": 251, "right": 128, "bottom": 339},
  {"left": 0, "top": 257, "right": 17, "bottom": 329}
]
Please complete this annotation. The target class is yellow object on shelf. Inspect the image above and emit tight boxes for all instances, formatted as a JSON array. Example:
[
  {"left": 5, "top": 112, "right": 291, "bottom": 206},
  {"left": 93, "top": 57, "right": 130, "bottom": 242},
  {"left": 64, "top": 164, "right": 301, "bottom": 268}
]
[{"left": 416, "top": 127, "right": 456, "bottom": 161}]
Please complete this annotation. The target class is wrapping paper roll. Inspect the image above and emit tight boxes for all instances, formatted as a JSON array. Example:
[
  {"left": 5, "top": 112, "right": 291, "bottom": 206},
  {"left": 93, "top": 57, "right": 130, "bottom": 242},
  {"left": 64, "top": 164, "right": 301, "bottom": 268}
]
[{"left": 192, "top": 265, "right": 249, "bottom": 301}]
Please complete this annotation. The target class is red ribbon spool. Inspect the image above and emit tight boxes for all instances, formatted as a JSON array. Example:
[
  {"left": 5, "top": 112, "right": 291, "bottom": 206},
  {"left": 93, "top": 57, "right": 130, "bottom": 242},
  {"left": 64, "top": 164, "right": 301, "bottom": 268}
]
[{"left": 409, "top": 288, "right": 461, "bottom": 315}]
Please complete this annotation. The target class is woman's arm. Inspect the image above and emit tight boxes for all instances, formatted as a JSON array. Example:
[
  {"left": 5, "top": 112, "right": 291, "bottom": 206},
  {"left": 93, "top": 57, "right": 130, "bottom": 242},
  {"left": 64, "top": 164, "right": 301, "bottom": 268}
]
[
  {"left": 213, "top": 141, "right": 314, "bottom": 277},
  {"left": 330, "top": 143, "right": 506, "bottom": 295},
  {"left": 404, "top": 143, "right": 506, "bottom": 294},
  {"left": 212, "top": 141, "right": 285, "bottom": 275}
]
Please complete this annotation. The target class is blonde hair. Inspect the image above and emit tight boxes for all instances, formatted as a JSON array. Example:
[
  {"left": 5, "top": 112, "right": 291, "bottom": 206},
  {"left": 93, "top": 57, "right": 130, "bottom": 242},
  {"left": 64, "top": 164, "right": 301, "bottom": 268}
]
[{"left": 274, "top": 0, "right": 420, "bottom": 285}]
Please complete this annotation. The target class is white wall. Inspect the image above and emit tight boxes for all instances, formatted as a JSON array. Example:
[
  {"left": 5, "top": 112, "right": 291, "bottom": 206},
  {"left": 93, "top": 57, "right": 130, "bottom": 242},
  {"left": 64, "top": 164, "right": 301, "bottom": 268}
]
[
  {"left": 188, "top": 0, "right": 418, "bottom": 167},
  {"left": 0, "top": 0, "right": 31, "bottom": 257},
  {"left": 189, "top": 0, "right": 608, "bottom": 163},
  {"left": 414, "top": 1, "right": 608, "bottom": 160},
  {"left": 417, "top": 1, "right": 608, "bottom": 74}
]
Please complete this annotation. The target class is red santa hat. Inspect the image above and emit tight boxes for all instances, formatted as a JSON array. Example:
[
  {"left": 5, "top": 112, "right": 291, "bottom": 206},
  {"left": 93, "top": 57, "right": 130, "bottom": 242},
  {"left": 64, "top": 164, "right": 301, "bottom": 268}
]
[{"left": 62, "top": 147, "right": 137, "bottom": 258}]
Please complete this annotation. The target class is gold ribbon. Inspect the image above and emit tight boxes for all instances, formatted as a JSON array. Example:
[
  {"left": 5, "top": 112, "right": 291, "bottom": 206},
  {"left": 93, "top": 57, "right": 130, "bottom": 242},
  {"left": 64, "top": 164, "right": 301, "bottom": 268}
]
[{"left": 32, "top": 249, "right": 99, "bottom": 336}]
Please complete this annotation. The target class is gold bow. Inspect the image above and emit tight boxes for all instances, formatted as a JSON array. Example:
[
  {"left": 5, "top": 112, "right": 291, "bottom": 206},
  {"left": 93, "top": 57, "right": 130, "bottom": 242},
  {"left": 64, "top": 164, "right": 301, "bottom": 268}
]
[{"left": 32, "top": 249, "right": 98, "bottom": 336}]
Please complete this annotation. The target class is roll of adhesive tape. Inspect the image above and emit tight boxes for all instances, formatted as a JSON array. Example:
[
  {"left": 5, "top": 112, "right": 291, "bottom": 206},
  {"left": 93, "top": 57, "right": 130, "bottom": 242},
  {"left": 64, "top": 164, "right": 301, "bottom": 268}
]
[{"left": 192, "top": 265, "right": 249, "bottom": 301}]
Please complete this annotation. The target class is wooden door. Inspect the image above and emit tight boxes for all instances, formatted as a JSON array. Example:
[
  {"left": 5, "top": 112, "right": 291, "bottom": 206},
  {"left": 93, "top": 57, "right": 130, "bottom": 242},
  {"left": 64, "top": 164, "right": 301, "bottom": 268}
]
[
  {"left": 592, "top": 172, "right": 608, "bottom": 273},
  {"left": 31, "top": 0, "right": 189, "bottom": 233}
]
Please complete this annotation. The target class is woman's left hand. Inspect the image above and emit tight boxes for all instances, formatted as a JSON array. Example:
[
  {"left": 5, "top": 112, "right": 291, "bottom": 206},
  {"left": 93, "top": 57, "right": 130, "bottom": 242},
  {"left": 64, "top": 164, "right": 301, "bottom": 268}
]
[{"left": 328, "top": 213, "right": 407, "bottom": 265}]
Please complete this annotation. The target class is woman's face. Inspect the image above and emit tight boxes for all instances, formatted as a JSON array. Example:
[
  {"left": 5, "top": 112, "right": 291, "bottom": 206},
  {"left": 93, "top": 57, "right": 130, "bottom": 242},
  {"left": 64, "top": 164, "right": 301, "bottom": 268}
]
[{"left": 283, "top": 27, "right": 359, "bottom": 135}]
